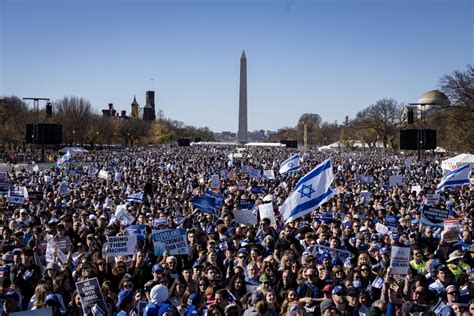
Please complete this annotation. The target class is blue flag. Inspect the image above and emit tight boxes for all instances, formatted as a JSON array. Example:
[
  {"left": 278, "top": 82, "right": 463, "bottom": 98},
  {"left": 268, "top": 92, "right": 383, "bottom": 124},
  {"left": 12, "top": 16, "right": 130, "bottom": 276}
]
[
  {"left": 280, "top": 159, "right": 337, "bottom": 223},
  {"left": 279, "top": 154, "right": 301, "bottom": 175},
  {"left": 193, "top": 196, "right": 217, "bottom": 213},
  {"left": 436, "top": 164, "right": 470, "bottom": 191}
]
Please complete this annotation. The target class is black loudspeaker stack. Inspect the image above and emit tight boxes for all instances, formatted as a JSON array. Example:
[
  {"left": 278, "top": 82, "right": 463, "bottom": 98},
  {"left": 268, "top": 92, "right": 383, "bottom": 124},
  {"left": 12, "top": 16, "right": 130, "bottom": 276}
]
[
  {"left": 26, "top": 124, "right": 63, "bottom": 144},
  {"left": 400, "top": 129, "right": 436, "bottom": 150},
  {"left": 281, "top": 140, "right": 298, "bottom": 148},
  {"left": 178, "top": 139, "right": 191, "bottom": 147}
]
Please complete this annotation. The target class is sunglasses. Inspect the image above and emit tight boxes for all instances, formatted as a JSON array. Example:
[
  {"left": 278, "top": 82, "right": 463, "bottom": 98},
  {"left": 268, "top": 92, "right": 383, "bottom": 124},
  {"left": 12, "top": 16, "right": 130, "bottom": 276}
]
[
  {"left": 414, "top": 291, "right": 424, "bottom": 295},
  {"left": 261, "top": 281, "right": 269, "bottom": 285},
  {"left": 447, "top": 291, "right": 459, "bottom": 295}
]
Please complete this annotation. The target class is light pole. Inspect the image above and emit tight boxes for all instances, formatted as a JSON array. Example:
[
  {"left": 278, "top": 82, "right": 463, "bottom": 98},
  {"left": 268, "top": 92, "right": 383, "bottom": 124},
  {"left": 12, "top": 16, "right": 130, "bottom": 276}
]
[{"left": 72, "top": 130, "right": 76, "bottom": 145}]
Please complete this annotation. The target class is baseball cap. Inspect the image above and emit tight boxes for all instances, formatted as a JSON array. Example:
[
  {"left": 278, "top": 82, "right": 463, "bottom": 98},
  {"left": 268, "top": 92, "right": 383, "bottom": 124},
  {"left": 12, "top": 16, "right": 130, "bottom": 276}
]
[
  {"left": 152, "top": 264, "right": 163, "bottom": 273},
  {"left": 322, "top": 284, "right": 334, "bottom": 293},
  {"left": 259, "top": 274, "right": 270, "bottom": 283},
  {"left": 346, "top": 287, "right": 360, "bottom": 296},
  {"left": 44, "top": 293, "right": 60, "bottom": 305},
  {"left": 116, "top": 290, "right": 133, "bottom": 308},
  {"left": 332, "top": 285, "right": 345, "bottom": 296},
  {"left": 46, "top": 262, "right": 60, "bottom": 271},
  {"left": 187, "top": 293, "right": 202, "bottom": 306}
]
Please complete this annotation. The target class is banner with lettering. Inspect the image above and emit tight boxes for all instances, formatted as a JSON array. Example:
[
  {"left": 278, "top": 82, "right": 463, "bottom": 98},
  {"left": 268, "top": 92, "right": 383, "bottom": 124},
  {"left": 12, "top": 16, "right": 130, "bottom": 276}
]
[
  {"left": 152, "top": 229, "right": 189, "bottom": 257},
  {"left": 106, "top": 235, "right": 137, "bottom": 257},
  {"left": 421, "top": 206, "right": 449, "bottom": 228},
  {"left": 76, "top": 277, "right": 108, "bottom": 315},
  {"left": 390, "top": 246, "right": 410, "bottom": 275}
]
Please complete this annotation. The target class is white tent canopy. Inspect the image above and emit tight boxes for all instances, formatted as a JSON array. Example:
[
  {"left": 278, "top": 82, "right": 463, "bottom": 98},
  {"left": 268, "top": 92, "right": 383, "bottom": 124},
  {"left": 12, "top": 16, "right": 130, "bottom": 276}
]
[
  {"left": 441, "top": 153, "right": 474, "bottom": 171},
  {"left": 58, "top": 146, "right": 89, "bottom": 155}
]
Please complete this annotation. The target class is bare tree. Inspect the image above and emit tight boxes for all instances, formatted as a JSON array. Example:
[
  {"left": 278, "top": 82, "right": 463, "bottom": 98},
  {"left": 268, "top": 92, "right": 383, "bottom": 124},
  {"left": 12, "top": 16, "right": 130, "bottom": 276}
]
[
  {"left": 54, "top": 96, "right": 94, "bottom": 145},
  {"left": 355, "top": 98, "right": 403, "bottom": 149},
  {"left": 297, "top": 113, "right": 322, "bottom": 145},
  {"left": 0, "top": 96, "right": 32, "bottom": 148},
  {"left": 438, "top": 65, "right": 474, "bottom": 151}
]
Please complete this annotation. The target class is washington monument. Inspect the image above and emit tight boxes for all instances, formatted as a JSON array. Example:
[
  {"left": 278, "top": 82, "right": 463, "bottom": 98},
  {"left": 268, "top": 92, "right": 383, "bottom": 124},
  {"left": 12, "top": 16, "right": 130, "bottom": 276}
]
[{"left": 238, "top": 50, "right": 248, "bottom": 144}]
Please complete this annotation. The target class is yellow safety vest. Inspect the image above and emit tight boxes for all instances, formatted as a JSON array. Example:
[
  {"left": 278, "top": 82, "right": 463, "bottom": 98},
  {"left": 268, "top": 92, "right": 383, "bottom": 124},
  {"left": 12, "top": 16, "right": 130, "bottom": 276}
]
[{"left": 409, "top": 260, "right": 426, "bottom": 272}]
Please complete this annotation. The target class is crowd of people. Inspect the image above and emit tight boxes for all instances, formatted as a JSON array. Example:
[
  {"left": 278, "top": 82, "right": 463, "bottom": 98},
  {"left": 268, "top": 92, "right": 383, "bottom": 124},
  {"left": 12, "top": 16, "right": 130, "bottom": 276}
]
[{"left": 0, "top": 146, "right": 472, "bottom": 316}]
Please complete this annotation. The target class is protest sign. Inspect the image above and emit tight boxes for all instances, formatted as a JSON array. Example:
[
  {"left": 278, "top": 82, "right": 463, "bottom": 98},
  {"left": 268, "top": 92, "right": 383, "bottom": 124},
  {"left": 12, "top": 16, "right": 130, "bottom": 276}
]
[
  {"left": 405, "top": 157, "right": 414, "bottom": 168},
  {"left": 259, "top": 203, "right": 276, "bottom": 226},
  {"left": 98, "top": 170, "right": 109, "bottom": 180},
  {"left": 385, "top": 215, "right": 399, "bottom": 233},
  {"left": 125, "top": 225, "right": 147, "bottom": 241},
  {"left": 421, "top": 206, "right": 449, "bottom": 227},
  {"left": 248, "top": 167, "right": 261, "bottom": 179},
  {"left": 251, "top": 186, "right": 264, "bottom": 194},
  {"left": 8, "top": 186, "right": 28, "bottom": 205},
  {"left": 263, "top": 169, "right": 275, "bottom": 180},
  {"left": 389, "top": 175, "right": 404, "bottom": 187},
  {"left": 426, "top": 193, "right": 440, "bottom": 206},
  {"left": 114, "top": 171, "right": 123, "bottom": 182},
  {"left": 233, "top": 209, "right": 258, "bottom": 225},
  {"left": 239, "top": 199, "right": 254, "bottom": 210},
  {"left": 76, "top": 278, "right": 108, "bottom": 315},
  {"left": 411, "top": 185, "right": 422, "bottom": 195},
  {"left": 11, "top": 308, "right": 52, "bottom": 316},
  {"left": 443, "top": 218, "right": 460, "bottom": 243},
  {"left": 356, "top": 175, "right": 374, "bottom": 183},
  {"left": 311, "top": 244, "right": 352, "bottom": 260},
  {"left": 116, "top": 208, "right": 135, "bottom": 225},
  {"left": 45, "top": 239, "right": 67, "bottom": 264},
  {"left": 204, "top": 190, "right": 224, "bottom": 208},
  {"left": 59, "top": 181, "right": 69, "bottom": 197},
  {"left": 106, "top": 235, "right": 137, "bottom": 257},
  {"left": 87, "top": 166, "right": 98, "bottom": 177},
  {"left": 237, "top": 180, "right": 246, "bottom": 191},
  {"left": 193, "top": 196, "right": 216, "bottom": 213},
  {"left": 360, "top": 190, "right": 371, "bottom": 200},
  {"left": 152, "top": 229, "right": 189, "bottom": 257},
  {"left": 390, "top": 246, "right": 410, "bottom": 275},
  {"left": 210, "top": 175, "right": 220, "bottom": 190},
  {"left": 375, "top": 223, "right": 389, "bottom": 235}
]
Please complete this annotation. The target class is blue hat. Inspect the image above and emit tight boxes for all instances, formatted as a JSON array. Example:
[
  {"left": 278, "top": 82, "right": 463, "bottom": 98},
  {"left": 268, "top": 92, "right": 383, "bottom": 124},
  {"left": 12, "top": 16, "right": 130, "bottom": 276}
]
[
  {"left": 331, "top": 257, "right": 343, "bottom": 266},
  {"left": 358, "top": 243, "right": 368, "bottom": 251},
  {"left": 321, "top": 252, "right": 331, "bottom": 260},
  {"left": 116, "top": 290, "right": 133, "bottom": 308},
  {"left": 380, "top": 246, "right": 390, "bottom": 254},
  {"left": 332, "top": 285, "right": 345, "bottom": 295},
  {"left": 152, "top": 264, "right": 163, "bottom": 273},
  {"left": 187, "top": 293, "right": 202, "bottom": 306},
  {"left": 206, "top": 226, "right": 215, "bottom": 234},
  {"left": 238, "top": 248, "right": 248, "bottom": 254},
  {"left": 0, "top": 265, "right": 10, "bottom": 273},
  {"left": 44, "top": 293, "right": 60, "bottom": 305}
]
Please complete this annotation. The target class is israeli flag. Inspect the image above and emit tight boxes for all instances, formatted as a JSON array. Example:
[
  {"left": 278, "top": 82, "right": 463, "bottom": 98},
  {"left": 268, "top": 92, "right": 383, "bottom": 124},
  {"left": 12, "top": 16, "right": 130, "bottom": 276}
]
[
  {"left": 436, "top": 164, "right": 471, "bottom": 192},
  {"left": 127, "top": 192, "right": 143, "bottom": 203},
  {"left": 280, "top": 159, "right": 337, "bottom": 223},
  {"left": 193, "top": 196, "right": 217, "bottom": 213},
  {"left": 56, "top": 150, "right": 71, "bottom": 167},
  {"left": 279, "top": 154, "right": 301, "bottom": 175}
]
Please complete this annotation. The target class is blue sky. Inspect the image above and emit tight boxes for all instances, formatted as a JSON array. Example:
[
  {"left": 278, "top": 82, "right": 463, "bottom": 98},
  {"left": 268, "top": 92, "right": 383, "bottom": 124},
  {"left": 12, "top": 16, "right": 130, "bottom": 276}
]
[{"left": 1, "top": 0, "right": 472, "bottom": 132}]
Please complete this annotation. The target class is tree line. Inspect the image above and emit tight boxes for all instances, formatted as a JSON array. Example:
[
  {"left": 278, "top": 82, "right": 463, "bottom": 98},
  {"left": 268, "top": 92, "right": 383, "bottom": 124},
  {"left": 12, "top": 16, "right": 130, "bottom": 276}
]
[
  {"left": 0, "top": 65, "right": 472, "bottom": 153},
  {"left": 268, "top": 65, "right": 473, "bottom": 153}
]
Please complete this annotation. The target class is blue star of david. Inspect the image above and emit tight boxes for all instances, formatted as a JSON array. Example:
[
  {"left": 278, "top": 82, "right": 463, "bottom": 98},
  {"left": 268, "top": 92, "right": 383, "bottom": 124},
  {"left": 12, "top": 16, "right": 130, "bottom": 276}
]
[
  {"left": 298, "top": 184, "right": 315, "bottom": 198},
  {"left": 288, "top": 162, "right": 293, "bottom": 167}
]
